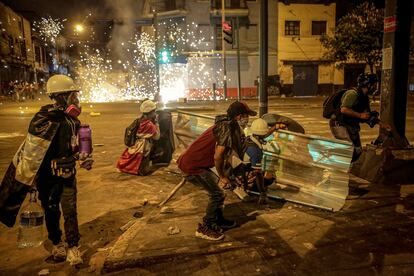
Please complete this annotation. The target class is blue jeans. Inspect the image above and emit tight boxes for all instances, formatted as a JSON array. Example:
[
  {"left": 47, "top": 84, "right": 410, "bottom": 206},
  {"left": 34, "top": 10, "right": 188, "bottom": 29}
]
[{"left": 185, "top": 170, "right": 225, "bottom": 226}]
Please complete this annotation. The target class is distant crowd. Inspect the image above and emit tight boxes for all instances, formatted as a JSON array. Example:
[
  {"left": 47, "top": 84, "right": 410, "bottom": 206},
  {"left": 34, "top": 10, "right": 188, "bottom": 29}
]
[{"left": 0, "top": 80, "right": 46, "bottom": 102}]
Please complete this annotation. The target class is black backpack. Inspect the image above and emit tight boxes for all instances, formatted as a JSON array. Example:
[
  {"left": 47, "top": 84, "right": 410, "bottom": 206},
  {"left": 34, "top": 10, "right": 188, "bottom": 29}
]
[
  {"left": 124, "top": 118, "right": 140, "bottom": 147},
  {"left": 322, "top": 89, "right": 348, "bottom": 119}
]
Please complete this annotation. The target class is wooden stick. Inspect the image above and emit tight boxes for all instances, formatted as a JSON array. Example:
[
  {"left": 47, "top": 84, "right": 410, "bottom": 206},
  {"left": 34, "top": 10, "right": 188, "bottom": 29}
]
[{"left": 158, "top": 178, "right": 187, "bottom": 207}]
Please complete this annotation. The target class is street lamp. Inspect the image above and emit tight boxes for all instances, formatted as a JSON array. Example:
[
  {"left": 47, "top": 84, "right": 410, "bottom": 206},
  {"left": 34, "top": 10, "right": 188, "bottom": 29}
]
[{"left": 74, "top": 24, "right": 84, "bottom": 33}]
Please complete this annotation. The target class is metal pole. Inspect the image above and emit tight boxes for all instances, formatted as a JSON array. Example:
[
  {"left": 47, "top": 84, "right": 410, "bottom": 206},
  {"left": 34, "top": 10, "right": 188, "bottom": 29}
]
[
  {"left": 378, "top": 0, "right": 411, "bottom": 147},
  {"left": 259, "top": 0, "right": 268, "bottom": 116},
  {"left": 221, "top": 0, "right": 227, "bottom": 99},
  {"left": 213, "top": 82, "right": 217, "bottom": 101},
  {"left": 154, "top": 12, "right": 161, "bottom": 102},
  {"left": 236, "top": 16, "right": 242, "bottom": 101}
]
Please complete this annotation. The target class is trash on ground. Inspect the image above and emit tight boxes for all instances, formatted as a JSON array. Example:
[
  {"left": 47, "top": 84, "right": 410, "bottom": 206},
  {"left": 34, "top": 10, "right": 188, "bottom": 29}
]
[
  {"left": 38, "top": 269, "right": 50, "bottom": 275},
  {"left": 167, "top": 226, "right": 181, "bottom": 235},
  {"left": 160, "top": 206, "right": 174, "bottom": 214},
  {"left": 133, "top": 210, "right": 144, "bottom": 218},
  {"left": 120, "top": 219, "right": 138, "bottom": 232},
  {"left": 303, "top": 242, "right": 316, "bottom": 250}
]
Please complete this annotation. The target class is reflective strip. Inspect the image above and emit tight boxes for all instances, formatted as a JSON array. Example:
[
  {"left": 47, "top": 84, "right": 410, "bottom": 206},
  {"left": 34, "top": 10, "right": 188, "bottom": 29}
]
[{"left": 13, "top": 133, "right": 51, "bottom": 186}]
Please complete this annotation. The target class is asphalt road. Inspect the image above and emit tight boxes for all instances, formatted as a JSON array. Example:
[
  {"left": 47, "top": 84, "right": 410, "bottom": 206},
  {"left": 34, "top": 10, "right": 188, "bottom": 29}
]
[
  {"left": 0, "top": 96, "right": 413, "bottom": 274},
  {"left": 1, "top": 96, "right": 413, "bottom": 174}
]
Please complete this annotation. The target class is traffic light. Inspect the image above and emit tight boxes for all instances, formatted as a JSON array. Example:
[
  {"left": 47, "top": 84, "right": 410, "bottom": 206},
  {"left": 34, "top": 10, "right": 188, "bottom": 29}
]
[
  {"left": 159, "top": 50, "right": 170, "bottom": 63},
  {"left": 222, "top": 21, "right": 233, "bottom": 44}
]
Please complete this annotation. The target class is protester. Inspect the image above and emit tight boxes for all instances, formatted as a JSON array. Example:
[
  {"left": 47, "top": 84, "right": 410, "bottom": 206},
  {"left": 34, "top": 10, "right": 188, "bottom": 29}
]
[
  {"left": 239, "top": 118, "right": 279, "bottom": 205},
  {"left": 117, "top": 99, "right": 161, "bottom": 175},
  {"left": 0, "top": 74, "right": 93, "bottom": 265},
  {"left": 327, "top": 73, "right": 390, "bottom": 161},
  {"left": 177, "top": 101, "right": 256, "bottom": 241}
]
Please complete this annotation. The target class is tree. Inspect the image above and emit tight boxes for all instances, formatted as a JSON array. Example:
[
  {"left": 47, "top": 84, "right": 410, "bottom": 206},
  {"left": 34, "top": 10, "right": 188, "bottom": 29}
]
[{"left": 320, "top": 2, "right": 384, "bottom": 73}]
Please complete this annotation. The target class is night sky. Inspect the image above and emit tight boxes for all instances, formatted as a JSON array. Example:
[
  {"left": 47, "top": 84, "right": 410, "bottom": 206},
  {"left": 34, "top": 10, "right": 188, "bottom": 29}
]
[
  {"left": 2, "top": 0, "right": 386, "bottom": 21},
  {"left": 1, "top": 0, "right": 143, "bottom": 23}
]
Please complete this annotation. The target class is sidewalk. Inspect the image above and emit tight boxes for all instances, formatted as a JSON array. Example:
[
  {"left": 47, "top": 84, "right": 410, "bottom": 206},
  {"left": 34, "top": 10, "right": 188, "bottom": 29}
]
[{"left": 103, "top": 167, "right": 414, "bottom": 274}]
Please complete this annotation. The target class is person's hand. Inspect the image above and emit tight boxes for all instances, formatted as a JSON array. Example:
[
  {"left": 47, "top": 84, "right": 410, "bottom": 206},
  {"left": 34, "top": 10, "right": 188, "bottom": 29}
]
[
  {"left": 79, "top": 154, "right": 94, "bottom": 170},
  {"left": 360, "top": 112, "right": 370, "bottom": 120},
  {"left": 379, "top": 122, "right": 392, "bottom": 132},
  {"left": 218, "top": 177, "right": 231, "bottom": 189},
  {"left": 275, "top": 123, "right": 287, "bottom": 130}
]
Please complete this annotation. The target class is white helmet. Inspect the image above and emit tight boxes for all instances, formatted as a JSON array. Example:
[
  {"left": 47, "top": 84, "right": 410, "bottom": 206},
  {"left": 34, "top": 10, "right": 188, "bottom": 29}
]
[
  {"left": 140, "top": 99, "right": 157, "bottom": 113},
  {"left": 46, "top": 75, "right": 78, "bottom": 95},
  {"left": 250, "top": 118, "right": 268, "bottom": 136}
]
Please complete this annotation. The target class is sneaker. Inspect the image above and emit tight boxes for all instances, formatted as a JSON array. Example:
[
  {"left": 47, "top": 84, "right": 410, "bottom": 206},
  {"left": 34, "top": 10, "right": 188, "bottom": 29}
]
[
  {"left": 195, "top": 223, "right": 224, "bottom": 241},
  {"left": 52, "top": 242, "right": 66, "bottom": 262},
  {"left": 66, "top": 246, "right": 83, "bottom": 266},
  {"left": 217, "top": 218, "right": 237, "bottom": 230},
  {"left": 233, "top": 186, "right": 249, "bottom": 200}
]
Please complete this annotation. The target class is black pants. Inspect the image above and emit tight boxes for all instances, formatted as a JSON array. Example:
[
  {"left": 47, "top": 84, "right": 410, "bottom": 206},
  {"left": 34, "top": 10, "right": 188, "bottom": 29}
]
[
  {"left": 185, "top": 170, "right": 226, "bottom": 226},
  {"left": 37, "top": 177, "right": 80, "bottom": 247}
]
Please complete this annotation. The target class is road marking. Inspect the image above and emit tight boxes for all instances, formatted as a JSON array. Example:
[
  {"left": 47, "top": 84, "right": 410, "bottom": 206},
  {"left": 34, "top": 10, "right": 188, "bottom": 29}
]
[{"left": 0, "top": 132, "right": 24, "bottom": 139}]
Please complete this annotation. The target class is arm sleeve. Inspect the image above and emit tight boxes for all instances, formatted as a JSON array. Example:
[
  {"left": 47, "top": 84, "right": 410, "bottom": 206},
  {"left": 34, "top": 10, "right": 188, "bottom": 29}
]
[
  {"left": 340, "top": 90, "right": 358, "bottom": 109},
  {"left": 213, "top": 122, "right": 233, "bottom": 148},
  {"left": 245, "top": 146, "right": 263, "bottom": 170}
]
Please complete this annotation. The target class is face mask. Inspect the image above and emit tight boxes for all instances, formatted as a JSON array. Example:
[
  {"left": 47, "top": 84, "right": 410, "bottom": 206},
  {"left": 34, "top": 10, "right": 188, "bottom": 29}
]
[
  {"left": 238, "top": 117, "right": 249, "bottom": 129},
  {"left": 64, "top": 92, "right": 81, "bottom": 118}
]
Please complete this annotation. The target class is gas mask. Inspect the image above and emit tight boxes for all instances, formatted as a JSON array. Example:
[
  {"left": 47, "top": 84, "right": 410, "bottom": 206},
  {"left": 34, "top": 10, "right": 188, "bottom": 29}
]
[
  {"left": 64, "top": 92, "right": 81, "bottom": 118},
  {"left": 238, "top": 117, "right": 249, "bottom": 129}
]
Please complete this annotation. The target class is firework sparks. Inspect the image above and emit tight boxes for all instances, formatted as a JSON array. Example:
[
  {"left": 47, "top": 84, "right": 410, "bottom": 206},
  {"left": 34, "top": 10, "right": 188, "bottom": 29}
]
[
  {"left": 73, "top": 18, "right": 224, "bottom": 103},
  {"left": 34, "top": 16, "right": 65, "bottom": 44}
]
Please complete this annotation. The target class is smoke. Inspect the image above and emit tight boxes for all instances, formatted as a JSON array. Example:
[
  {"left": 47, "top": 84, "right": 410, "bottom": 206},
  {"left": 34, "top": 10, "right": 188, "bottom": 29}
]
[{"left": 104, "top": 0, "right": 143, "bottom": 65}]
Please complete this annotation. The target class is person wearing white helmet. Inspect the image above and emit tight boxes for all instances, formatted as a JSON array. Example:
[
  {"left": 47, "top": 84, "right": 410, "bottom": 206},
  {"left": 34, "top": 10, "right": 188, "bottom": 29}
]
[
  {"left": 0, "top": 74, "right": 92, "bottom": 266},
  {"left": 117, "top": 99, "right": 160, "bottom": 175},
  {"left": 240, "top": 118, "right": 278, "bottom": 205}
]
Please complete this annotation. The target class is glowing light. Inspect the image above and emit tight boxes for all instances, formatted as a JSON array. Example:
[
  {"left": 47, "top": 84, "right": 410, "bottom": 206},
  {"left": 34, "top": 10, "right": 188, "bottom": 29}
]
[{"left": 74, "top": 24, "right": 84, "bottom": 33}]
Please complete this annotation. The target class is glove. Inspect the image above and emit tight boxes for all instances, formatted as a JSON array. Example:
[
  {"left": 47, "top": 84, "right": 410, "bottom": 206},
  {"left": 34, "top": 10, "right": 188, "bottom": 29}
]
[
  {"left": 51, "top": 156, "right": 76, "bottom": 178},
  {"left": 79, "top": 154, "right": 94, "bottom": 170}
]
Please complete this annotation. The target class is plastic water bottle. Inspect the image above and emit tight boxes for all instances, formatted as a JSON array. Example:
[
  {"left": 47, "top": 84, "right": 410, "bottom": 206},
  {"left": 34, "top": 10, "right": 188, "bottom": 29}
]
[
  {"left": 17, "top": 190, "right": 44, "bottom": 248},
  {"left": 78, "top": 124, "right": 92, "bottom": 159}
]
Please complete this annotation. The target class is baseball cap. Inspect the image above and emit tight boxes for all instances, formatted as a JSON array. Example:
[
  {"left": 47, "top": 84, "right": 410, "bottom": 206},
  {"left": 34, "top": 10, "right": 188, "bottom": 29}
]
[{"left": 226, "top": 101, "right": 257, "bottom": 118}]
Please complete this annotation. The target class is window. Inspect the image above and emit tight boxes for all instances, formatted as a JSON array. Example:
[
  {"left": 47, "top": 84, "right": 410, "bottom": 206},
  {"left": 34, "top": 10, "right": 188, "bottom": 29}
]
[
  {"left": 35, "top": 46, "right": 41, "bottom": 63},
  {"left": 312, "top": 21, "right": 327, "bottom": 35},
  {"left": 285, "top": 21, "right": 300, "bottom": 36}
]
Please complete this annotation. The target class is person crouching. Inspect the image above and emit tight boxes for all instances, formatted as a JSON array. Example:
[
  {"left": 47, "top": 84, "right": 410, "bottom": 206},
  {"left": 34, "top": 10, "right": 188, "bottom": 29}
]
[{"left": 117, "top": 100, "right": 160, "bottom": 175}]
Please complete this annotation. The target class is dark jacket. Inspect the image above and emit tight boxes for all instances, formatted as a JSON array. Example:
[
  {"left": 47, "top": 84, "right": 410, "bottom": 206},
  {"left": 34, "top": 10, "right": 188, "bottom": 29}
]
[{"left": 0, "top": 105, "right": 79, "bottom": 227}]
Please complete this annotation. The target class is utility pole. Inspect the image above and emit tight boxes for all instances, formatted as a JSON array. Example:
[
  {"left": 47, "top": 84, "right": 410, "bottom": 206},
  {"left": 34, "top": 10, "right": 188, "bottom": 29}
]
[
  {"left": 259, "top": 0, "right": 268, "bottom": 116},
  {"left": 221, "top": 0, "right": 227, "bottom": 99},
  {"left": 154, "top": 12, "right": 161, "bottom": 103},
  {"left": 351, "top": 0, "right": 414, "bottom": 184},
  {"left": 377, "top": 0, "right": 412, "bottom": 147},
  {"left": 236, "top": 16, "right": 242, "bottom": 101}
]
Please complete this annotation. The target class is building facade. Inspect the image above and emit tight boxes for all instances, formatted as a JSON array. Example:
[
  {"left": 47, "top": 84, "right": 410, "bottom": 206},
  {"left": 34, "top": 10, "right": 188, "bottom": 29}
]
[
  {"left": 142, "top": 0, "right": 278, "bottom": 99},
  {"left": 0, "top": 2, "right": 48, "bottom": 87},
  {"left": 277, "top": 0, "right": 340, "bottom": 96}
]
